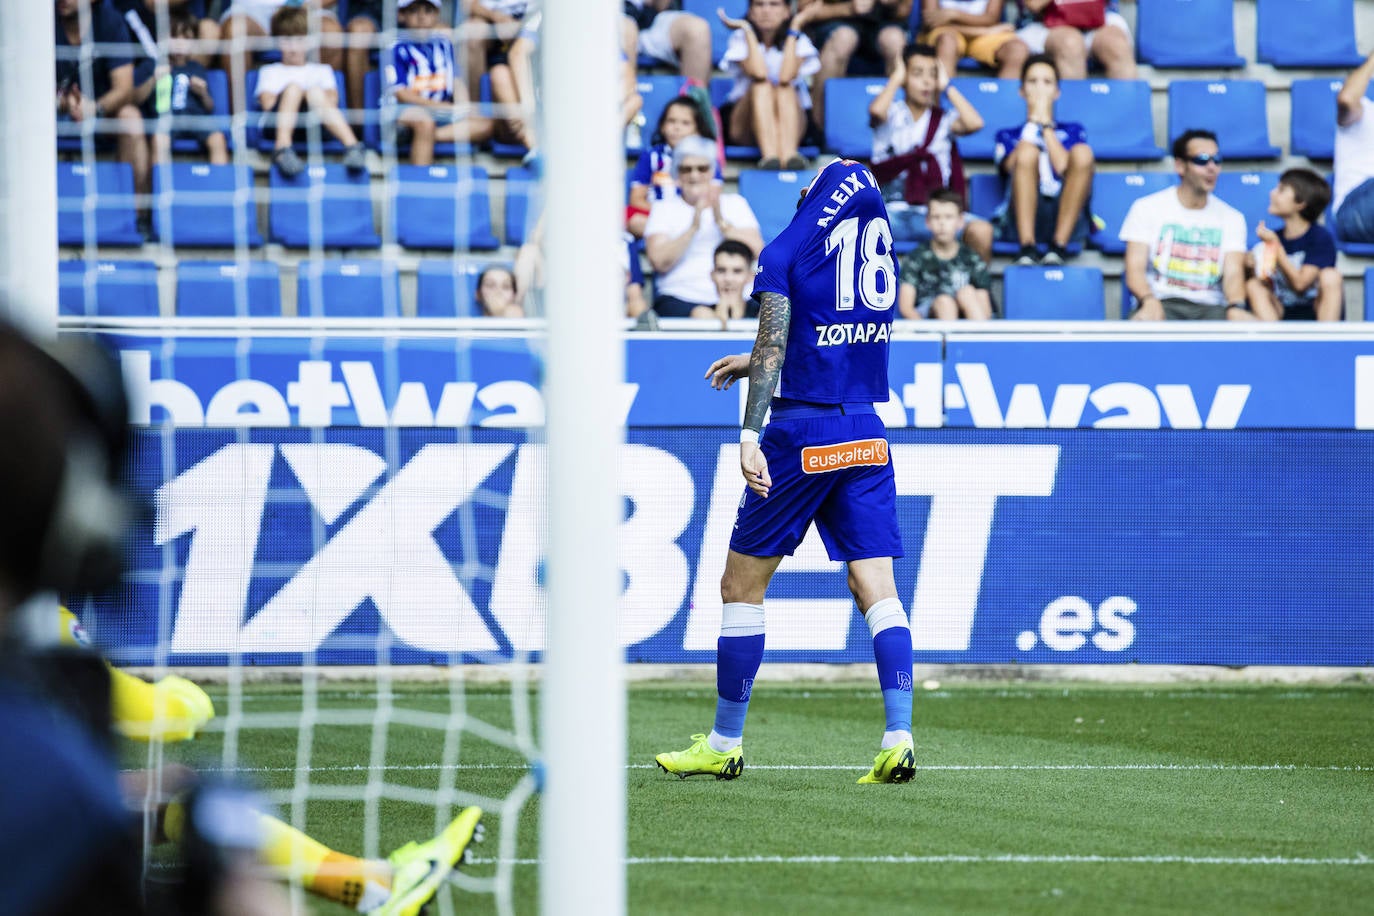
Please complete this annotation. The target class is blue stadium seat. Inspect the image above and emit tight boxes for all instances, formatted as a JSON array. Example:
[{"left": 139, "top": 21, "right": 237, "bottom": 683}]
[
  {"left": 246, "top": 67, "right": 350, "bottom": 152},
  {"left": 175, "top": 261, "right": 281, "bottom": 317},
  {"left": 58, "top": 260, "right": 160, "bottom": 317},
  {"left": 709, "top": 78, "right": 819, "bottom": 161},
  {"left": 946, "top": 78, "right": 1022, "bottom": 161},
  {"left": 296, "top": 258, "right": 401, "bottom": 318},
  {"left": 57, "top": 162, "right": 144, "bottom": 247},
  {"left": 1136, "top": 0, "right": 1245, "bottom": 68},
  {"left": 738, "top": 168, "right": 815, "bottom": 245},
  {"left": 390, "top": 165, "right": 500, "bottom": 250},
  {"left": 1331, "top": 203, "right": 1374, "bottom": 257},
  {"left": 1256, "top": 0, "right": 1363, "bottom": 68},
  {"left": 1088, "top": 172, "right": 1177, "bottom": 254},
  {"left": 166, "top": 69, "right": 233, "bottom": 153},
  {"left": 504, "top": 165, "right": 540, "bottom": 246},
  {"left": 682, "top": 0, "right": 737, "bottom": 67},
  {"left": 629, "top": 75, "right": 688, "bottom": 155},
  {"left": 966, "top": 172, "right": 1004, "bottom": 223},
  {"left": 364, "top": 69, "right": 477, "bottom": 157},
  {"left": 151, "top": 163, "right": 262, "bottom": 248},
  {"left": 1167, "top": 81, "right": 1280, "bottom": 160},
  {"left": 268, "top": 165, "right": 381, "bottom": 248},
  {"left": 1002, "top": 266, "right": 1105, "bottom": 320},
  {"left": 823, "top": 77, "right": 888, "bottom": 159},
  {"left": 415, "top": 259, "right": 484, "bottom": 318},
  {"left": 1057, "top": 80, "right": 1164, "bottom": 161},
  {"left": 1366, "top": 268, "right": 1374, "bottom": 322},
  {"left": 1214, "top": 171, "right": 1282, "bottom": 248},
  {"left": 1290, "top": 79, "right": 1374, "bottom": 159}
]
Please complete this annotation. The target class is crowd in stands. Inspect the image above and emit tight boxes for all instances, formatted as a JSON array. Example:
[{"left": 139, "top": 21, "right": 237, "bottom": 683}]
[{"left": 52, "top": 0, "right": 1374, "bottom": 323}]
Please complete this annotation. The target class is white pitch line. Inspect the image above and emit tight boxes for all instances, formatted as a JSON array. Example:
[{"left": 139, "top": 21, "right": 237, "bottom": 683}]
[
  {"left": 466, "top": 854, "right": 1374, "bottom": 867},
  {"left": 175, "top": 762, "right": 1373, "bottom": 775}
]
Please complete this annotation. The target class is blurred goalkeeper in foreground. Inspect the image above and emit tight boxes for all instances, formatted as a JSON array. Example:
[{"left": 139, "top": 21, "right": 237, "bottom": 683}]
[{"left": 0, "top": 321, "right": 480, "bottom": 915}]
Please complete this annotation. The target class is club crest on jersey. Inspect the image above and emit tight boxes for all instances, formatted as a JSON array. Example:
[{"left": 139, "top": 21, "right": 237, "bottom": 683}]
[{"left": 800, "top": 438, "right": 890, "bottom": 474}]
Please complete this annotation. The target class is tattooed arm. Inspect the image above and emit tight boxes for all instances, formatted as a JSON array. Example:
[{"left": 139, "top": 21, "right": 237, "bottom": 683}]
[{"left": 739, "top": 291, "right": 791, "bottom": 497}]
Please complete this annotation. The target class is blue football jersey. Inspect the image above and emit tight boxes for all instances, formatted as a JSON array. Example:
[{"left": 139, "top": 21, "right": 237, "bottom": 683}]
[{"left": 751, "top": 159, "right": 897, "bottom": 404}]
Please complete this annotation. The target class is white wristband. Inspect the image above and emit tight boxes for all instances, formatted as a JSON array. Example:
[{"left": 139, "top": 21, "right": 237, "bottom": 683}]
[{"left": 740, "top": 428, "right": 760, "bottom": 445}]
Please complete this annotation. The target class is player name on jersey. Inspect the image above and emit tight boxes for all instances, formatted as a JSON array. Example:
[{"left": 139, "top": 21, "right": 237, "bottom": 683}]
[{"left": 815, "top": 168, "right": 880, "bottom": 229}]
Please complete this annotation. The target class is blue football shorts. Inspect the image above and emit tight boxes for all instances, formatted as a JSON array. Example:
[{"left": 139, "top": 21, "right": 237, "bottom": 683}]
[{"left": 729, "top": 402, "right": 903, "bottom": 562}]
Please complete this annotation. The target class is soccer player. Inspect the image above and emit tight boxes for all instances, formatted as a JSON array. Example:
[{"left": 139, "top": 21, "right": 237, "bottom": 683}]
[{"left": 655, "top": 158, "right": 916, "bottom": 785}]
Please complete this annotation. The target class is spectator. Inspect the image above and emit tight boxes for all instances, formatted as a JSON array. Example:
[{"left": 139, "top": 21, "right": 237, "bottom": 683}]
[
  {"left": 869, "top": 42, "right": 993, "bottom": 260},
  {"left": 1120, "top": 129, "right": 1247, "bottom": 321},
  {"left": 341, "top": 0, "right": 384, "bottom": 113},
  {"left": 802, "top": 0, "right": 911, "bottom": 135},
  {"left": 992, "top": 53, "right": 1093, "bottom": 265},
  {"left": 1012, "top": 0, "right": 1134, "bottom": 81},
  {"left": 918, "top": 0, "right": 1028, "bottom": 80},
  {"left": 625, "top": 238, "right": 650, "bottom": 319},
  {"left": 385, "top": 0, "right": 493, "bottom": 167},
  {"left": 489, "top": 9, "right": 542, "bottom": 162},
  {"left": 474, "top": 265, "right": 525, "bottom": 317},
  {"left": 622, "top": 0, "right": 714, "bottom": 86},
  {"left": 55, "top": 0, "right": 151, "bottom": 211},
  {"left": 628, "top": 97, "right": 723, "bottom": 239},
  {"left": 897, "top": 188, "right": 994, "bottom": 319},
  {"left": 133, "top": 11, "right": 230, "bottom": 166},
  {"left": 258, "top": 5, "right": 367, "bottom": 177},
  {"left": 645, "top": 136, "right": 764, "bottom": 318},
  {"left": 718, "top": 0, "right": 822, "bottom": 170},
  {"left": 221, "top": 1, "right": 344, "bottom": 112},
  {"left": 702, "top": 239, "right": 760, "bottom": 325},
  {"left": 1334, "top": 50, "right": 1374, "bottom": 244},
  {"left": 107, "top": 0, "right": 223, "bottom": 67},
  {"left": 1244, "top": 169, "right": 1342, "bottom": 322}
]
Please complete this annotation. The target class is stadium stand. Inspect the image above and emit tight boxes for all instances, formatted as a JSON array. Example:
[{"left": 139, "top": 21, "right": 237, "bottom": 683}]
[
  {"left": 59, "top": 260, "right": 159, "bottom": 317},
  {"left": 709, "top": 77, "right": 821, "bottom": 161},
  {"left": 1167, "top": 81, "right": 1281, "bottom": 160},
  {"left": 1088, "top": 172, "right": 1179, "bottom": 255},
  {"left": 57, "top": 162, "right": 144, "bottom": 247},
  {"left": 823, "top": 78, "right": 887, "bottom": 160},
  {"left": 628, "top": 75, "right": 691, "bottom": 156},
  {"left": 296, "top": 258, "right": 401, "bottom": 318},
  {"left": 416, "top": 259, "right": 485, "bottom": 318},
  {"left": 390, "top": 164, "right": 501, "bottom": 251},
  {"left": 152, "top": 164, "right": 263, "bottom": 248},
  {"left": 1256, "top": 0, "right": 1365, "bottom": 68},
  {"left": 682, "top": 0, "right": 735, "bottom": 71},
  {"left": 1057, "top": 80, "right": 1165, "bottom": 161},
  {"left": 1290, "top": 79, "right": 1350, "bottom": 159},
  {"left": 363, "top": 69, "right": 475, "bottom": 158},
  {"left": 175, "top": 260, "right": 282, "bottom": 317},
  {"left": 1367, "top": 267, "right": 1374, "bottom": 320},
  {"left": 738, "top": 167, "right": 816, "bottom": 245},
  {"left": 1136, "top": 0, "right": 1246, "bottom": 69},
  {"left": 503, "top": 165, "right": 540, "bottom": 246},
  {"left": 245, "top": 67, "right": 351, "bottom": 154},
  {"left": 268, "top": 165, "right": 381, "bottom": 249},
  {"left": 1214, "top": 171, "right": 1283, "bottom": 248},
  {"left": 946, "top": 78, "right": 1022, "bottom": 161},
  {"left": 1003, "top": 266, "right": 1107, "bottom": 320}
]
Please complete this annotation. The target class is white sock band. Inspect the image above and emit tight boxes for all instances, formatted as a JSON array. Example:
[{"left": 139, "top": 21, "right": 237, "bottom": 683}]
[
  {"left": 864, "top": 597, "right": 908, "bottom": 638},
  {"left": 720, "top": 602, "right": 765, "bottom": 637}
]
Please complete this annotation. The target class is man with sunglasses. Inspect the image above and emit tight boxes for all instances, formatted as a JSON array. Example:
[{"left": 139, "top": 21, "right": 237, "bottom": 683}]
[{"left": 1119, "top": 128, "right": 1247, "bottom": 320}]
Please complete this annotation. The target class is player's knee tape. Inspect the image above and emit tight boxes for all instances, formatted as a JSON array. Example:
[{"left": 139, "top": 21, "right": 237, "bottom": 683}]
[
  {"left": 864, "top": 597, "right": 908, "bottom": 638},
  {"left": 720, "top": 602, "right": 765, "bottom": 638}
]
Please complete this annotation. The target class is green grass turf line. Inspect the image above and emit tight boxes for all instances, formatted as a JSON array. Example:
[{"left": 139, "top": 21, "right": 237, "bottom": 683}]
[{"left": 120, "top": 681, "right": 1374, "bottom": 914}]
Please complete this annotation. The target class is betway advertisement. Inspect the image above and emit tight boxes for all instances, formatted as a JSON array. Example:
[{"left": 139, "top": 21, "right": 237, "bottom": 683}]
[
  {"left": 87, "top": 427, "right": 1374, "bottom": 667},
  {"left": 98, "top": 331, "right": 1374, "bottom": 430}
]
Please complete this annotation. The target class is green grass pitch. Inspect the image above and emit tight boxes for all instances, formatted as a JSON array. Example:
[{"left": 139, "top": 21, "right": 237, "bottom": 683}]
[{"left": 127, "top": 680, "right": 1374, "bottom": 914}]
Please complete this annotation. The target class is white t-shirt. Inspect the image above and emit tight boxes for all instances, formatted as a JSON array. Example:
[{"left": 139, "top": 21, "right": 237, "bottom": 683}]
[
  {"left": 1334, "top": 96, "right": 1374, "bottom": 214},
  {"left": 871, "top": 100, "right": 954, "bottom": 204},
  {"left": 1119, "top": 187, "right": 1247, "bottom": 305},
  {"left": 644, "top": 193, "right": 760, "bottom": 304},
  {"left": 256, "top": 62, "right": 337, "bottom": 98},
  {"left": 720, "top": 29, "right": 821, "bottom": 110}
]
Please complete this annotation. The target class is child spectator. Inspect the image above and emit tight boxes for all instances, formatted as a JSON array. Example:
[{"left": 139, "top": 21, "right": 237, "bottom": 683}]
[
  {"left": 342, "top": 0, "right": 385, "bottom": 113},
  {"left": 133, "top": 12, "right": 230, "bottom": 166},
  {"left": 628, "top": 97, "right": 723, "bottom": 239},
  {"left": 993, "top": 53, "right": 1093, "bottom": 265},
  {"left": 108, "top": 0, "right": 223, "bottom": 67},
  {"left": 897, "top": 188, "right": 994, "bottom": 320},
  {"left": 703, "top": 239, "right": 760, "bottom": 325},
  {"left": 474, "top": 265, "right": 525, "bottom": 318},
  {"left": 801, "top": 0, "right": 910, "bottom": 135},
  {"left": 1120, "top": 129, "right": 1247, "bottom": 321},
  {"left": 1245, "top": 169, "right": 1342, "bottom": 322},
  {"left": 918, "top": 0, "right": 1029, "bottom": 79},
  {"left": 869, "top": 42, "right": 993, "bottom": 260},
  {"left": 258, "top": 5, "right": 366, "bottom": 177},
  {"left": 385, "top": 0, "right": 493, "bottom": 166},
  {"left": 1334, "top": 50, "right": 1374, "bottom": 244},
  {"left": 1012, "top": 0, "right": 1134, "bottom": 80},
  {"left": 644, "top": 136, "right": 764, "bottom": 318},
  {"left": 718, "top": 0, "right": 822, "bottom": 170},
  {"left": 221, "top": 0, "right": 345, "bottom": 112}
]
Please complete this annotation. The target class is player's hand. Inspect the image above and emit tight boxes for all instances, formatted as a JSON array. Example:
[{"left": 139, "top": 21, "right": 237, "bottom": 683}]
[
  {"left": 1255, "top": 222, "right": 1277, "bottom": 244},
  {"left": 741, "top": 441, "right": 771, "bottom": 497},
  {"left": 705, "top": 353, "right": 751, "bottom": 389},
  {"left": 718, "top": 8, "right": 748, "bottom": 30}
]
